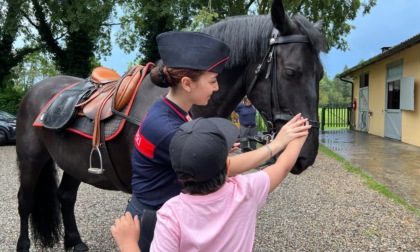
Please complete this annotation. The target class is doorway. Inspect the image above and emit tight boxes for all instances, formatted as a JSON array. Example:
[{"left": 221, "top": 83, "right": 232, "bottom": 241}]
[{"left": 384, "top": 79, "right": 401, "bottom": 140}]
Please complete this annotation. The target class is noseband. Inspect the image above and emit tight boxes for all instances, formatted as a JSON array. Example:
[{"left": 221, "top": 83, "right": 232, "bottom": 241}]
[{"left": 246, "top": 28, "right": 320, "bottom": 133}]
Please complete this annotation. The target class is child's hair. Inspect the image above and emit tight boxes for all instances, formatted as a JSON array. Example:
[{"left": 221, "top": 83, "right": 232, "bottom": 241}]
[{"left": 176, "top": 168, "right": 227, "bottom": 195}]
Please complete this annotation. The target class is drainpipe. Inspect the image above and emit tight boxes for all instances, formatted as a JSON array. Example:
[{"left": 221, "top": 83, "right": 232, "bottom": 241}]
[{"left": 340, "top": 76, "right": 354, "bottom": 129}]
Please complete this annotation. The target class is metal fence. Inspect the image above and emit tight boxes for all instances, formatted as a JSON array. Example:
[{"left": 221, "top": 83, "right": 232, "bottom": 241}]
[
  {"left": 255, "top": 107, "right": 351, "bottom": 132},
  {"left": 319, "top": 107, "right": 351, "bottom": 130}
]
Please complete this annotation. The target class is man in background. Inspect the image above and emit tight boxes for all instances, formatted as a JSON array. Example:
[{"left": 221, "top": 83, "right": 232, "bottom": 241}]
[{"left": 233, "top": 96, "right": 257, "bottom": 152}]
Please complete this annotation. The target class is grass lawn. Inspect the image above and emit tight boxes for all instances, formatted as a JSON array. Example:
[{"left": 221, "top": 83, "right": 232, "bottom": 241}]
[{"left": 319, "top": 144, "right": 420, "bottom": 215}]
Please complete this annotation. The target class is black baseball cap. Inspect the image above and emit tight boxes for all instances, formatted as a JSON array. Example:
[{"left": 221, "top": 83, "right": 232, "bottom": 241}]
[
  {"left": 156, "top": 31, "right": 230, "bottom": 73},
  {"left": 170, "top": 118, "right": 238, "bottom": 182}
]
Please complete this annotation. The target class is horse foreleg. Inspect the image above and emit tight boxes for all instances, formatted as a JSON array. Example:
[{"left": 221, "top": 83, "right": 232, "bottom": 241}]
[{"left": 57, "top": 172, "right": 88, "bottom": 252}]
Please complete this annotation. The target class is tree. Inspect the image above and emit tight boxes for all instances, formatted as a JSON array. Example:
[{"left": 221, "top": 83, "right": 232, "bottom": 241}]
[
  {"left": 116, "top": 0, "right": 205, "bottom": 63},
  {"left": 188, "top": 6, "right": 220, "bottom": 32},
  {"left": 117, "top": 0, "right": 377, "bottom": 62},
  {"left": 10, "top": 51, "right": 59, "bottom": 90},
  {"left": 0, "top": 50, "right": 60, "bottom": 114},
  {"left": 116, "top": 0, "right": 250, "bottom": 63},
  {"left": 21, "top": 0, "right": 117, "bottom": 77},
  {"left": 319, "top": 72, "right": 352, "bottom": 108},
  {"left": 0, "top": 0, "right": 40, "bottom": 90},
  {"left": 282, "top": 0, "right": 377, "bottom": 51}
]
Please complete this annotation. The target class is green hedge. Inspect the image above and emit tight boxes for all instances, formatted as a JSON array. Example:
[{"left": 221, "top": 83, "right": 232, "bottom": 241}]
[{"left": 0, "top": 86, "right": 27, "bottom": 114}]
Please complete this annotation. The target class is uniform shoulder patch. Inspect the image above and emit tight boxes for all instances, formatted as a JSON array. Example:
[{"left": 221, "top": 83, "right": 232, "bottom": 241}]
[{"left": 134, "top": 130, "right": 155, "bottom": 158}]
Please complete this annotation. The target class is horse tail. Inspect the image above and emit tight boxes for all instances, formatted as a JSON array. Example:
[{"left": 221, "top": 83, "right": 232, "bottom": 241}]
[{"left": 31, "top": 158, "right": 61, "bottom": 247}]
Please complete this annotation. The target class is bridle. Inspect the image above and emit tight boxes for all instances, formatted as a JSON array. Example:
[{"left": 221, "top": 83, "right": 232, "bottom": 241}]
[{"left": 246, "top": 28, "right": 320, "bottom": 134}]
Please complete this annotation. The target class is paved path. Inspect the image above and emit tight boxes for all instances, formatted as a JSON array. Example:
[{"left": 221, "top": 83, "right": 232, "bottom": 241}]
[{"left": 320, "top": 130, "right": 420, "bottom": 210}]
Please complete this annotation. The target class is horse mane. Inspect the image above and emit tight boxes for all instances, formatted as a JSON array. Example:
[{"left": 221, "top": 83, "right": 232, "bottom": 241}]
[
  {"left": 201, "top": 14, "right": 326, "bottom": 69},
  {"left": 201, "top": 15, "right": 273, "bottom": 69},
  {"left": 292, "top": 14, "right": 327, "bottom": 54}
]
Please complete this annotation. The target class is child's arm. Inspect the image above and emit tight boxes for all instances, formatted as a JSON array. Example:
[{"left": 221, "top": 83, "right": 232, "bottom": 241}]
[
  {"left": 110, "top": 212, "right": 141, "bottom": 252},
  {"left": 228, "top": 114, "right": 310, "bottom": 176},
  {"left": 263, "top": 121, "right": 309, "bottom": 193}
]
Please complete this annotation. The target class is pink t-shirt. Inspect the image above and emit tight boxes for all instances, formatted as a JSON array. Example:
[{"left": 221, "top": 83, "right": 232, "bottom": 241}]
[{"left": 150, "top": 171, "right": 270, "bottom": 252}]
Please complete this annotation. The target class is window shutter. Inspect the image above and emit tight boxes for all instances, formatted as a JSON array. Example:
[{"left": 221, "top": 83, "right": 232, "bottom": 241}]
[{"left": 400, "top": 76, "right": 414, "bottom": 111}]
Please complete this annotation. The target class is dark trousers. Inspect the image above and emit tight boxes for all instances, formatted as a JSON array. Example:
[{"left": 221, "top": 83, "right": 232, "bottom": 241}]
[
  {"left": 239, "top": 125, "right": 258, "bottom": 150},
  {"left": 125, "top": 196, "right": 160, "bottom": 252}
]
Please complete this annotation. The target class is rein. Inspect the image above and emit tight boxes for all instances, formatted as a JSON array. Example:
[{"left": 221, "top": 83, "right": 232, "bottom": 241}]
[{"left": 246, "top": 28, "right": 319, "bottom": 134}]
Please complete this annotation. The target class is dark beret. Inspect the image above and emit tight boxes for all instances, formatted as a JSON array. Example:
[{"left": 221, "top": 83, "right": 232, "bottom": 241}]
[{"left": 156, "top": 31, "right": 231, "bottom": 73}]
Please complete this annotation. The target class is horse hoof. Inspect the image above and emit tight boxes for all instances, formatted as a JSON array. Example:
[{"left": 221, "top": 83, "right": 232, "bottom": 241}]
[
  {"left": 16, "top": 237, "right": 30, "bottom": 252},
  {"left": 73, "top": 243, "right": 89, "bottom": 252}
]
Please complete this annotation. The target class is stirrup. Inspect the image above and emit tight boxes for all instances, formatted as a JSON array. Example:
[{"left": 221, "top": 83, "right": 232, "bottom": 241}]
[{"left": 88, "top": 146, "right": 104, "bottom": 174}]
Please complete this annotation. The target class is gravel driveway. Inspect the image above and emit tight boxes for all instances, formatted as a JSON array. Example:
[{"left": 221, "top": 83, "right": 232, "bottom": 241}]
[{"left": 1, "top": 145, "right": 419, "bottom": 251}]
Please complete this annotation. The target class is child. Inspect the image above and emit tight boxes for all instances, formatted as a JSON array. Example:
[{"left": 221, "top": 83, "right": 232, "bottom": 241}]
[{"left": 112, "top": 114, "right": 309, "bottom": 251}]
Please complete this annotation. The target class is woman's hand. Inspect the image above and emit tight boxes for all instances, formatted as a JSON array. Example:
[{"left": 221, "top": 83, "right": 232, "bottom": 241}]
[{"left": 271, "top": 113, "right": 311, "bottom": 150}]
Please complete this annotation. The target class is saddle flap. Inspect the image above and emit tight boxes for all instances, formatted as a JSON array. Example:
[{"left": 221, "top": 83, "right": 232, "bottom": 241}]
[
  {"left": 83, "top": 94, "right": 113, "bottom": 120},
  {"left": 83, "top": 84, "right": 115, "bottom": 120}
]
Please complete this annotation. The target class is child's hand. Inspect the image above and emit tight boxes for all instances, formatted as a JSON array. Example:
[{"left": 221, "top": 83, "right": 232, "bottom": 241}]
[
  {"left": 229, "top": 142, "right": 240, "bottom": 153},
  {"left": 289, "top": 120, "right": 310, "bottom": 148},
  {"left": 272, "top": 114, "right": 311, "bottom": 149},
  {"left": 111, "top": 212, "right": 141, "bottom": 252}
]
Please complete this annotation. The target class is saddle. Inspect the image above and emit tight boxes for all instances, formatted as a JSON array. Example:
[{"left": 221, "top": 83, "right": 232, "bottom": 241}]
[
  {"left": 33, "top": 64, "right": 153, "bottom": 192},
  {"left": 74, "top": 65, "right": 147, "bottom": 173},
  {"left": 39, "top": 65, "right": 147, "bottom": 170},
  {"left": 76, "top": 65, "right": 144, "bottom": 120}
]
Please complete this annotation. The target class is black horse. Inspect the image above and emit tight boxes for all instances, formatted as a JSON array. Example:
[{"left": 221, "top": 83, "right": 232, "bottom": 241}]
[{"left": 16, "top": 0, "right": 325, "bottom": 251}]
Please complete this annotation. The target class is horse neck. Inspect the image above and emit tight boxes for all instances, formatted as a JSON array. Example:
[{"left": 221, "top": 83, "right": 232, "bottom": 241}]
[{"left": 191, "top": 66, "right": 247, "bottom": 119}]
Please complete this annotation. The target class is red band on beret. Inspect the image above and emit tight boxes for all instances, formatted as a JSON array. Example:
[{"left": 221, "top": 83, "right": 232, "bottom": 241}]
[{"left": 206, "top": 57, "right": 230, "bottom": 72}]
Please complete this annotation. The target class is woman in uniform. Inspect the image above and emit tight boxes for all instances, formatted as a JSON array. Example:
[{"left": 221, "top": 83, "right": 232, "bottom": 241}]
[{"left": 126, "top": 31, "right": 283, "bottom": 251}]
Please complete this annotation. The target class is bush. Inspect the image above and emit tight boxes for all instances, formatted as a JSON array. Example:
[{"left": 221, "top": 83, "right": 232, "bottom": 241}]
[{"left": 0, "top": 86, "right": 27, "bottom": 114}]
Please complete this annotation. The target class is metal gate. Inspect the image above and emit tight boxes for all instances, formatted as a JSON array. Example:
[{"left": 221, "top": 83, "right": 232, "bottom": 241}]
[{"left": 320, "top": 107, "right": 351, "bottom": 130}]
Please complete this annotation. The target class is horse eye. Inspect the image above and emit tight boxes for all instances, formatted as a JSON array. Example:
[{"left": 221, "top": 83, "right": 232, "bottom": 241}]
[{"left": 284, "top": 68, "right": 295, "bottom": 77}]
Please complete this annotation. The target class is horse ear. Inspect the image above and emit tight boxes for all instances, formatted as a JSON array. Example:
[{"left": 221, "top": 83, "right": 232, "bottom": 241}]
[
  {"left": 314, "top": 20, "right": 323, "bottom": 31},
  {"left": 271, "top": 0, "right": 294, "bottom": 34}
]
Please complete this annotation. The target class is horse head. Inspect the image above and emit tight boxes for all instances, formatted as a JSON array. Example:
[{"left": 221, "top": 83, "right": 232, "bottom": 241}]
[
  {"left": 247, "top": 0, "right": 325, "bottom": 174},
  {"left": 191, "top": 0, "right": 325, "bottom": 174}
]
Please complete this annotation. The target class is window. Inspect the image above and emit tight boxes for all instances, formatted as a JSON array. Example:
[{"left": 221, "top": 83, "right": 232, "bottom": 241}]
[
  {"left": 387, "top": 80, "right": 400, "bottom": 109},
  {"left": 386, "top": 59, "right": 404, "bottom": 110},
  {"left": 359, "top": 73, "right": 369, "bottom": 88}
]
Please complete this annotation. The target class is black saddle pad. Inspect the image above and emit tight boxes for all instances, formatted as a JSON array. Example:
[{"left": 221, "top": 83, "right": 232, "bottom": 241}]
[{"left": 68, "top": 113, "right": 124, "bottom": 139}]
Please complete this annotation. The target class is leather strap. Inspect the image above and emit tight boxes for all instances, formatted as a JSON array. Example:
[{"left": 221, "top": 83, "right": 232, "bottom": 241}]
[{"left": 100, "top": 122, "right": 132, "bottom": 193}]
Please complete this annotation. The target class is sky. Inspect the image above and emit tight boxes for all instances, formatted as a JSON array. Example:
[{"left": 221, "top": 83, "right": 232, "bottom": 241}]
[
  {"left": 321, "top": 0, "right": 420, "bottom": 78},
  {"left": 101, "top": 0, "right": 420, "bottom": 77}
]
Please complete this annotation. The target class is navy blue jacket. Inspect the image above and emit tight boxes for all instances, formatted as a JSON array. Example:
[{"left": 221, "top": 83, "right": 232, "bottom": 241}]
[{"left": 131, "top": 97, "right": 190, "bottom": 206}]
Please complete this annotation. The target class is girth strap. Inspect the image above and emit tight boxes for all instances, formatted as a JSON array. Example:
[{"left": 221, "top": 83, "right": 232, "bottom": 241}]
[{"left": 100, "top": 122, "right": 132, "bottom": 193}]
